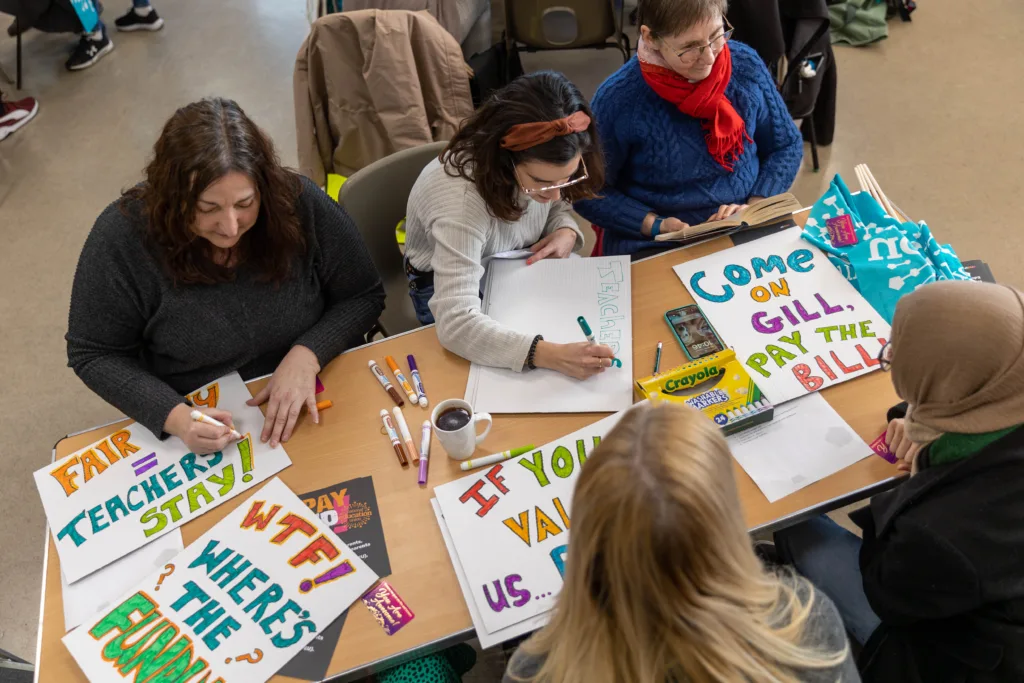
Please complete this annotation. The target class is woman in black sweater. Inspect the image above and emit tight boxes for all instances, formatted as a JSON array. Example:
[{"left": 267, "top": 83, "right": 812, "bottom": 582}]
[
  {"left": 67, "top": 98, "right": 384, "bottom": 453},
  {"left": 775, "top": 280, "right": 1024, "bottom": 682}
]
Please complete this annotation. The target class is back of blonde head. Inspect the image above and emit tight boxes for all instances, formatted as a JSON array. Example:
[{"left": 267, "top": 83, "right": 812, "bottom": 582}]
[{"left": 516, "top": 403, "right": 845, "bottom": 683}]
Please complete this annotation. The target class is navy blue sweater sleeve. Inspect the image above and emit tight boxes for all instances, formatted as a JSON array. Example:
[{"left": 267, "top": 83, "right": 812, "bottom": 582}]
[
  {"left": 747, "top": 55, "right": 803, "bottom": 198},
  {"left": 573, "top": 81, "right": 653, "bottom": 236}
]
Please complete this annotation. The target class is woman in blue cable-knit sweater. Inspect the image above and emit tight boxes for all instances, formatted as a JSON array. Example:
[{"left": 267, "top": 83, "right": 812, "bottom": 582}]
[{"left": 575, "top": 0, "right": 803, "bottom": 257}]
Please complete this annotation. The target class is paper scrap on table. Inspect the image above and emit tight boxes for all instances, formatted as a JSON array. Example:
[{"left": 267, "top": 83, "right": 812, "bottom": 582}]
[
  {"left": 434, "top": 410, "right": 627, "bottom": 636},
  {"left": 63, "top": 478, "right": 378, "bottom": 683},
  {"left": 62, "top": 530, "right": 183, "bottom": 633},
  {"left": 673, "top": 228, "right": 891, "bottom": 404},
  {"left": 726, "top": 393, "right": 871, "bottom": 503},
  {"left": 35, "top": 373, "right": 292, "bottom": 583},
  {"left": 465, "top": 256, "right": 633, "bottom": 414}
]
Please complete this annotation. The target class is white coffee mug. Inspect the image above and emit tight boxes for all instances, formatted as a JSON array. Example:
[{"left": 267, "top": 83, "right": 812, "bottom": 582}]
[{"left": 431, "top": 399, "right": 493, "bottom": 460}]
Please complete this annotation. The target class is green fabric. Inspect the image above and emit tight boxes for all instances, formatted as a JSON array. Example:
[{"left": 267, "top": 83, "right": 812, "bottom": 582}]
[
  {"left": 376, "top": 654, "right": 460, "bottom": 683},
  {"left": 928, "top": 426, "right": 1021, "bottom": 467},
  {"left": 829, "top": 0, "right": 888, "bottom": 46},
  {"left": 376, "top": 645, "right": 476, "bottom": 683}
]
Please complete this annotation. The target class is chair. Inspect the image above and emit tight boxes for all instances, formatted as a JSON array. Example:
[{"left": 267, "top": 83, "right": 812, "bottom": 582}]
[
  {"left": 338, "top": 141, "right": 448, "bottom": 338},
  {"left": 504, "top": 0, "right": 630, "bottom": 74},
  {"left": 728, "top": 0, "right": 834, "bottom": 172}
]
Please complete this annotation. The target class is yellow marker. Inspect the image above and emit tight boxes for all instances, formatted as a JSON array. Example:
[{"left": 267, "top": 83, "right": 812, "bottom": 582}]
[{"left": 385, "top": 356, "right": 418, "bottom": 403}]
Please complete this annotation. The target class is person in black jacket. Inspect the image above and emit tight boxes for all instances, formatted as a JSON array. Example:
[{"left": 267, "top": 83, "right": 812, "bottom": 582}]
[{"left": 774, "top": 280, "right": 1024, "bottom": 683}]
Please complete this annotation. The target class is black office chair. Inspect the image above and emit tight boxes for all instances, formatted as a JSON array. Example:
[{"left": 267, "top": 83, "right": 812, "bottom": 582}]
[{"left": 729, "top": 0, "right": 834, "bottom": 172}]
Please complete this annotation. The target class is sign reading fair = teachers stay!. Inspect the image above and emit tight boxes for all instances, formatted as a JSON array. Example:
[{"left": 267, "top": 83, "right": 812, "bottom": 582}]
[
  {"left": 34, "top": 373, "right": 292, "bottom": 583},
  {"left": 63, "top": 478, "right": 379, "bottom": 683},
  {"left": 673, "top": 228, "right": 892, "bottom": 404}
]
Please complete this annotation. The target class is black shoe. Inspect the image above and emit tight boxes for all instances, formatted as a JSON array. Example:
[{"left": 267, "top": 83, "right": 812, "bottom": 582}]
[
  {"left": 114, "top": 7, "right": 163, "bottom": 31},
  {"left": 66, "top": 29, "right": 114, "bottom": 71}
]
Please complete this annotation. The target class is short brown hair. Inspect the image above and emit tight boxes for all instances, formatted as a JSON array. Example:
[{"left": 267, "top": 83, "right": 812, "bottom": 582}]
[
  {"left": 638, "top": 0, "right": 727, "bottom": 38},
  {"left": 123, "top": 98, "right": 304, "bottom": 286},
  {"left": 441, "top": 71, "right": 605, "bottom": 223}
]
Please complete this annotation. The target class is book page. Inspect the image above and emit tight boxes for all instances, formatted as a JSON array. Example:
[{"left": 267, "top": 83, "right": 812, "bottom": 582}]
[{"left": 464, "top": 256, "right": 633, "bottom": 414}]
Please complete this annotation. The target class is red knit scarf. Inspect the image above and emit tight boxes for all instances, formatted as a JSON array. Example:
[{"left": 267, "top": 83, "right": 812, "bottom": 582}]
[{"left": 638, "top": 41, "right": 751, "bottom": 171}]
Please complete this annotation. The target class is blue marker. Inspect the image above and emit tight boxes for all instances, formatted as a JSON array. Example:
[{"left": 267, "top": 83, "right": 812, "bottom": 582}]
[{"left": 576, "top": 316, "right": 622, "bottom": 368}]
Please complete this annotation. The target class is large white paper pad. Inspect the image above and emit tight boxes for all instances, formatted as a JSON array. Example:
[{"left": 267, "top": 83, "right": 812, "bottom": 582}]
[
  {"left": 673, "top": 228, "right": 891, "bottom": 404},
  {"left": 465, "top": 256, "right": 633, "bottom": 414},
  {"left": 36, "top": 373, "right": 292, "bottom": 583},
  {"left": 727, "top": 393, "right": 871, "bottom": 502},
  {"left": 63, "top": 478, "right": 378, "bottom": 683}
]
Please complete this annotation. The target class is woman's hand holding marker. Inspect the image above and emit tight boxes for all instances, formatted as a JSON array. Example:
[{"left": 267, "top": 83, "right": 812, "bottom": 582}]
[
  {"left": 533, "top": 341, "right": 616, "bottom": 380},
  {"left": 164, "top": 404, "right": 238, "bottom": 456}
]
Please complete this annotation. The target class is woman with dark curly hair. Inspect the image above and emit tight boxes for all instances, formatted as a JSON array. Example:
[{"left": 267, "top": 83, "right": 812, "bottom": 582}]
[
  {"left": 404, "top": 71, "right": 615, "bottom": 380},
  {"left": 67, "top": 98, "right": 384, "bottom": 453}
]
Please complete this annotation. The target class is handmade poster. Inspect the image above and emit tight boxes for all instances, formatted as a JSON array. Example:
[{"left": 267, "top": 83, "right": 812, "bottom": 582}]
[
  {"left": 62, "top": 530, "right": 183, "bottom": 632},
  {"left": 35, "top": 373, "right": 292, "bottom": 583},
  {"left": 63, "top": 477, "right": 379, "bottom": 683},
  {"left": 432, "top": 499, "right": 549, "bottom": 648},
  {"left": 673, "top": 228, "right": 891, "bottom": 404},
  {"left": 278, "top": 477, "right": 391, "bottom": 681},
  {"left": 434, "top": 411, "right": 626, "bottom": 635}
]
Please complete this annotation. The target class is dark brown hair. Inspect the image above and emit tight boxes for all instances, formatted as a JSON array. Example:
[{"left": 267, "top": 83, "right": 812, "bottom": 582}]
[
  {"left": 123, "top": 97, "right": 303, "bottom": 286},
  {"left": 441, "top": 71, "right": 605, "bottom": 223},
  {"left": 638, "top": 0, "right": 727, "bottom": 38}
]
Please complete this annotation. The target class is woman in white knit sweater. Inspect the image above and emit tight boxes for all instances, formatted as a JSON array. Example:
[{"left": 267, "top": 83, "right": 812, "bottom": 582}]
[{"left": 404, "top": 71, "right": 616, "bottom": 380}]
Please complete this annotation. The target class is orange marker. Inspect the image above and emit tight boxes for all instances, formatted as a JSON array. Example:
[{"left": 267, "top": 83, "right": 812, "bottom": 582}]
[
  {"left": 385, "top": 356, "right": 418, "bottom": 404},
  {"left": 316, "top": 399, "right": 333, "bottom": 411}
]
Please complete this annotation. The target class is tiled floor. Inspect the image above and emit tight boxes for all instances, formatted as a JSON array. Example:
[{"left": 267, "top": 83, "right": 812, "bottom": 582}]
[{"left": 1, "top": 0, "right": 1020, "bottom": 672}]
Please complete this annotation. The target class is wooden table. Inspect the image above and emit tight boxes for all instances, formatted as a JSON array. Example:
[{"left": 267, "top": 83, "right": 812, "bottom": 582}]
[{"left": 35, "top": 222, "right": 902, "bottom": 683}]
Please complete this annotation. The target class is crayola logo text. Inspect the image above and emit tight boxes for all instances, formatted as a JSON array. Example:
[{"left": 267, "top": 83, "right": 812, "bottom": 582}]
[{"left": 664, "top": 366, "right": 720, "bottom": 392}]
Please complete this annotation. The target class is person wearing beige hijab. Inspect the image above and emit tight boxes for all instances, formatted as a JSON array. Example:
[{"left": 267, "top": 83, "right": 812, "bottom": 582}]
[{"left": 773, "top": 280, "right": 1024, "bottom": 683}]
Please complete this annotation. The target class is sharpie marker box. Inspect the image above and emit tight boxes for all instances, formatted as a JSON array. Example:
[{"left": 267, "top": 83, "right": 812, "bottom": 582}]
[{"left": 635, "top": 349, "right": 774, "bottom": 436}]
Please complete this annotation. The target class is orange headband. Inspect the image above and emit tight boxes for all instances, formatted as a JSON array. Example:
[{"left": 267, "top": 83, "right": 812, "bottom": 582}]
[{"left": 500, "top": 111, "right": 592, "bottom": 152}]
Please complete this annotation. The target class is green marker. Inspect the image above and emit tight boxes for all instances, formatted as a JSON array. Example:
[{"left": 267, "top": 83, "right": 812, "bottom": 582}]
[
  {"left": 460, "top": 444, "right": 537, "bottom": 471},
  {"left": 576, "top": 316, "right": 622, "bottom": 368}
]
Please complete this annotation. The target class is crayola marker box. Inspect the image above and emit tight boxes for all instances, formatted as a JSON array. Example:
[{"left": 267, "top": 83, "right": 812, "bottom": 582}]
[{"left": 635, "top": 349, "right": 774, "bottom": 436}]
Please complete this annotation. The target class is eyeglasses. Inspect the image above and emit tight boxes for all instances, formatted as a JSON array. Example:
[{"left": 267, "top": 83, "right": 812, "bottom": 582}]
[
  {"left": 513, "top": 158, "right": 589, "bottom": 196},
  {"left": 877, "top": 341, "right": 893, "bottom": 372},
  {"left": 668, "top": 18, "right": 734, "bottom": 64}
]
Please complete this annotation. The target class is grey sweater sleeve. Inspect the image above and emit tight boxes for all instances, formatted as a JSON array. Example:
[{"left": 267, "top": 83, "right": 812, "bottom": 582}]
[
  {"left": 291, "top": 178, "right": 386, "bottom": 368},
  {"left": 66, "top": 206, "right": 187, "bottom": 436}
]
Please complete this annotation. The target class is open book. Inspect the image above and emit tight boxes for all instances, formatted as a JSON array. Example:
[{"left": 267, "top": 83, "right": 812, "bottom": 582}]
[{"left": 654, "top": 193, "right": 801, "bottom": 243}]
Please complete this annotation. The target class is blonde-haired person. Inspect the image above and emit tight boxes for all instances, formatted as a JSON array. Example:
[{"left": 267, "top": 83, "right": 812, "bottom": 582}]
[
  {"left": 775, "top": 280, "right": 1024, "bottom": 683},
  {"left": 504, "top": 402, "right": 858, "bottom": 683}
]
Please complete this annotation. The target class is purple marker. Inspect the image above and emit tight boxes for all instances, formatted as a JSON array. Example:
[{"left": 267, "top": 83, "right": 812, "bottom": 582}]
[
  {"left": 406, "top": 354, "right": 429, "bottom": 408},
  {"left": 418, "top": 421, "right": 431, "bottom": 486}
]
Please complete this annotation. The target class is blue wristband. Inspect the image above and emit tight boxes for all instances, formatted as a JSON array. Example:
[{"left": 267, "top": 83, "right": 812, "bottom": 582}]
[{"left": 650, "top": 216, "right": 665, "bottom": 238}]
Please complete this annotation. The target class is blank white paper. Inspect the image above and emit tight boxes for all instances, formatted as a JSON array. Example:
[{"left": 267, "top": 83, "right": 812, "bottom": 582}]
[
  {"left": 465, "top": 256, "right": 633, "bottom": 414},
  {"left": 726, "top": 393, "right": 871, "bottom": 503},
  {"left": 61, "top": 530, "right": 183, "bottom": 632}
]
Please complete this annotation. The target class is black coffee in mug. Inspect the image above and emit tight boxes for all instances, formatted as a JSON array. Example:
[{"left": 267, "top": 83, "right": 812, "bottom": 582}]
[{"left": 436, "top": 407, "right": 472, "bottom": 432}]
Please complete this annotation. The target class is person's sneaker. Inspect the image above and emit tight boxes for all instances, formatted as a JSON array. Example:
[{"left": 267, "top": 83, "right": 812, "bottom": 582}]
[
  {"left": 114, "top": 7, "right": 164, "bottom": 31},
  {"left": 66, "top": 29, "right": 114, "bottom": 71},
  {"left": 0, "top": 97, "right": 40, "bottom": 141}
]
